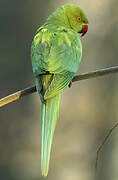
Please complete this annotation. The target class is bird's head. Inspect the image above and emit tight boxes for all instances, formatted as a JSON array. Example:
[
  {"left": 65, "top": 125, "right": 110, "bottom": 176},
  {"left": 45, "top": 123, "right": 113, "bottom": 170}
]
[
  {"left": 65, "top": 4, "right": 88, "bottom": 36},
  {"left": 45, "top": 4, "right": 88, "bottom": 37}
]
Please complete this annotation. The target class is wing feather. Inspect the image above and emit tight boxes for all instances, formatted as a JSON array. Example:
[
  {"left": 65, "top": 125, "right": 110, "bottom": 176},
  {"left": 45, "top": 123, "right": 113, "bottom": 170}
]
[
  {"left": 31, "top": 26, "right": 82, "bottom": 99},
  {"left": 44, "top": 73, "right": 74, "bottom": 99}
]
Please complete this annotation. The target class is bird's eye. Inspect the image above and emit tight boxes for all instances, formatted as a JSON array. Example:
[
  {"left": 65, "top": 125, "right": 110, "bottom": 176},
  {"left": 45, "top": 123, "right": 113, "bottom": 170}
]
[{"left": 76, "top": 17, "right": 82, "bottom": 22}]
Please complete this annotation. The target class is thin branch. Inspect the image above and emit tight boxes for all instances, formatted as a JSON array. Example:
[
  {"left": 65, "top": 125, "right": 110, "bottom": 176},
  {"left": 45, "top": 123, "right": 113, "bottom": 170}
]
[
  {"left": 95, "top": 122, "right": 118, "bottom": 169},
  {"left": 0, "top": 65, "right": 118, "bottom": 108}
]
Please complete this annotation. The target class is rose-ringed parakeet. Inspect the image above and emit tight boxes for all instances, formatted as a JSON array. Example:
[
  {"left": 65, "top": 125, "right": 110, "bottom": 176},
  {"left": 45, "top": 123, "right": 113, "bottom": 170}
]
[{"left": 31, "top": 3, "right": 88, "bottom": 176}]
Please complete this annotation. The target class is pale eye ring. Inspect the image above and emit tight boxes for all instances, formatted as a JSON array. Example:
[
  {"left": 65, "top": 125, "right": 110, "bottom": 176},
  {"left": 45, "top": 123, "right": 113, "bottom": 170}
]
[{"left": 76, "top": 17, "right": 82, "bottom": 22}]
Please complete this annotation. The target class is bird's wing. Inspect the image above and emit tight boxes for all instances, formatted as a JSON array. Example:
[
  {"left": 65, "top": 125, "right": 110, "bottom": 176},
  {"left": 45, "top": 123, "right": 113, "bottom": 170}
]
[
  {"left": 31, "top": 27, "right": 82, "bottom": 75},
  {"left": 31, "top": 27, "right": 82, "bottom": 99},
  {"left": 43, "top": 73, "right": 74, "bottom": 99}
]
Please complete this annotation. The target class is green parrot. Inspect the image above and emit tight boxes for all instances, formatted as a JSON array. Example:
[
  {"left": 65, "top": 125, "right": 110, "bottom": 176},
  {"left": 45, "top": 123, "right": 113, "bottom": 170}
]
[{"left": 31, "top": 3, "right": 88, "bottom": 176}]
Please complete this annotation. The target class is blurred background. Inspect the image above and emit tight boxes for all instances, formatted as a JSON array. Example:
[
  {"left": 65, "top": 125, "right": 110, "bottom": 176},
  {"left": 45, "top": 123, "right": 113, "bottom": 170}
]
[{"left": 0, "top": 0, "right": 118, "bottom": 179}]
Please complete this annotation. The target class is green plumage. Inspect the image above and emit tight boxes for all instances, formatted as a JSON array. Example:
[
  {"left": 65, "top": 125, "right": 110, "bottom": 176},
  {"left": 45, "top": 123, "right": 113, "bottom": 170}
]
[
  {"left": 31, "top": 3, "right": 88, "bottom": 176},
  {"left": 41, "top": 93, "right": 60, "bottom": 176}
]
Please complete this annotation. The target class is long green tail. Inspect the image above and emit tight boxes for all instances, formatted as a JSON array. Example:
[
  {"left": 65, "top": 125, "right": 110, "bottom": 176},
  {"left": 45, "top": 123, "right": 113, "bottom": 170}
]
[{"left": 41, "top": 93, "right": 61, "bottom": 176}]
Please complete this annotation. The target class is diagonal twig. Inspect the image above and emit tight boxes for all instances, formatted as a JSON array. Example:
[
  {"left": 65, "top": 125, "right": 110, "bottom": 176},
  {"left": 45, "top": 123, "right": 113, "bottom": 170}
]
[
  {"left": 0, "top": 65, "right": 118, "bottom": 108},
  {"left": 95, "top": 122, "right": 118, "bottom": 169}
]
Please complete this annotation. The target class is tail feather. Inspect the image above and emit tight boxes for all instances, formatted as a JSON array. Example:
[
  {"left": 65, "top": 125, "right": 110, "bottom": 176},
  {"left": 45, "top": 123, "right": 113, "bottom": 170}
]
[{"left": 41, "top": 93, "right": 61, "bottom": 176}]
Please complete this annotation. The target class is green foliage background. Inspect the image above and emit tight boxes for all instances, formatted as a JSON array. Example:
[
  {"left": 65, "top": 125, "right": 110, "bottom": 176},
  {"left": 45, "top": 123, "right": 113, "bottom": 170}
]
[{"left": 1, "top": 0, "right": 118, "bottom": 179}]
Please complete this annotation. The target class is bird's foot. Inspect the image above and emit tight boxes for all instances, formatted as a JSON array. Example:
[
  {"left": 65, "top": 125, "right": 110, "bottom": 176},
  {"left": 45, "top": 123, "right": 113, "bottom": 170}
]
[{"left": 68, "top": 81, "right": 72, "bottom": 88}]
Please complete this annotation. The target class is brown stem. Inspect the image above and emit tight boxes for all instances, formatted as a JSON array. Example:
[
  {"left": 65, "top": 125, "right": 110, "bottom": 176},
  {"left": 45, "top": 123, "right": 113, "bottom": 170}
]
[{"left": 1, "top": 66, "right": 118, "bottom": 108}]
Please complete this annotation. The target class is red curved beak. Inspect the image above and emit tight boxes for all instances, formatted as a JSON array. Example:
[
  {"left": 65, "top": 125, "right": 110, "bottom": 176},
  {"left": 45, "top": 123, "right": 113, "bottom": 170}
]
[{"left": 81, "top": 24, "right": 88, "bottom": 37}]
